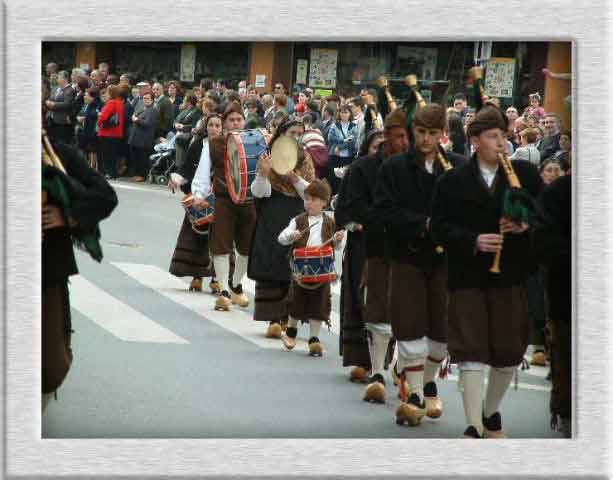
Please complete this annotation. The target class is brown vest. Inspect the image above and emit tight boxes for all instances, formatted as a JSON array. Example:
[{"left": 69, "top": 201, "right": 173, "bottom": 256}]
[
  {"left": 294, "top": 212, "right": 335, "bottom": 249},
  {"left": 209, "top": 135, "right": 228, "bottom": 195}
]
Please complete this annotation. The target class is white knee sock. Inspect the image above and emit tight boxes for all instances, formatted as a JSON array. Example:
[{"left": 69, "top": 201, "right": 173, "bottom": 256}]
[
  {"left": 404, "top": 362, "right": 425, "bottom": 402},
  {"left": 232, "top": 253, "right": 249, "bottom": 288},
  {"left": 484, "top": 366, "right": 515, "bottom": 418},
  {"left": 424, "top": 357, "right": 443, "bottom": 385},
  {"left": 365, "top": 323, "right": 392, "bottom": 378},
  {"left": 424, "top": 338, "right": 447, "bottom": 384},
  {"left": 309, "top": 319, "right": 322, "bottom": 338},
  {"left": 288, "top": 316, "right": 299, "bottom": 329},
  {"left": 42, "top": 392, "right": 53, "bottom": 413},
  {"left": 367, "top": 330, "right": 391, "bottom": 377},
  {"left": 213, "top": 254, "right": 230, "bottom": 292},
  {"left": 459, "top": 369, "right": 485, "bottom": 435}
]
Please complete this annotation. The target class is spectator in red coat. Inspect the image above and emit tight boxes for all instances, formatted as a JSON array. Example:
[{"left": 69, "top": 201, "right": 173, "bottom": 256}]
[{"left": 97, "top": 84, "right": 125, "bottom": 179}]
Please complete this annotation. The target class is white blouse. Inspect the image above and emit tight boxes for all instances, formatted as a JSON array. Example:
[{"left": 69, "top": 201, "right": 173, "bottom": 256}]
[{"left": 191, "top": 139, "right": 212, "bottom": 199}]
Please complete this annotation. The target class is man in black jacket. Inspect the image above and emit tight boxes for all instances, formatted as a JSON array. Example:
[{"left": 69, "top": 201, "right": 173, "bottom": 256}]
[
  {"left": 374, "top": 104, "right": 465, "bottom": 426},
  {"left": 430, "top": 106, "right": 542, "bottom": 438},
  {"left": 344, "top": 109, "right": 409, "bottom": 403},
  {"left": 45, "top": 71, "right": 75, "bottom": 144}
]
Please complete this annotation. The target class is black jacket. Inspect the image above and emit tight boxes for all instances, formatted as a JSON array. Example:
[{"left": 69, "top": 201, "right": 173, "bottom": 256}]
[
  {"left": 374, "top": 147, "right": 466, "bottom": 266},
  {"left": 538, "top": 132, "right": 561, "bottom": 162},
  {"left": 343, "top": 149, "right": 387, "bottom": 257},
  {"left": 533, "top": 175, "right": 571, "bottom": 323},
  {"left": 430, "top": 154, "right": 542, "bottom": 291},
  {"left": 178, "top": 136, "right": 205, "bottom": 194}
]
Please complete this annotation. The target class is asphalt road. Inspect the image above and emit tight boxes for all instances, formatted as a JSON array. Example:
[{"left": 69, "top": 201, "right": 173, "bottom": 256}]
[{"left": 42, "top": 180, "right": 563, "bottom": 439}]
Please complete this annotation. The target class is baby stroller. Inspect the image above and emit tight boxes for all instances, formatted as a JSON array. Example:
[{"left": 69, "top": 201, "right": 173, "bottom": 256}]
[{"left": 147, "top": 132, "right": 177, "bottom": 185}]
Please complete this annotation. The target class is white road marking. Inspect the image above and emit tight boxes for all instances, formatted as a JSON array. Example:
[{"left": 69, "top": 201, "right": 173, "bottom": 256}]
[
  {"left": 111, "top": 181, "right": 171, "bottom": 196},
  {"left": 444, "top": 373, "right": 550, "bottom": 393},
  {"left": 69, "top": 276, "right": 189, "bottom": 344},
  {"left": 112, "top": 262, "right": 311, "bottom": 352}
]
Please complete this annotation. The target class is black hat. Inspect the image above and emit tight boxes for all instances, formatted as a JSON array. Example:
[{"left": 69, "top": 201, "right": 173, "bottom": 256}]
[{"left": 466, "top": 105, "right": 508, "bottom": 138}]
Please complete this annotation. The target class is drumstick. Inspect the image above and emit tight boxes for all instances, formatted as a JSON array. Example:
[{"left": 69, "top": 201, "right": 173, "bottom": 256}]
[{"left": 321, "top": 229, "right": 345, "bottom": 248}]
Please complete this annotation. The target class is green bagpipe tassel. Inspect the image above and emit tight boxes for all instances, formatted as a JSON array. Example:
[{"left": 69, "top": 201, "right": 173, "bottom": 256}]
[
  {"left": 42, "top": 164, "right": 104, "bottom": 262},
  {"left": 502, "top": 187, "right": 537, "bottom": 226},
  {"left": 402, "top": 89, "right": 418, "bottom": 142}
]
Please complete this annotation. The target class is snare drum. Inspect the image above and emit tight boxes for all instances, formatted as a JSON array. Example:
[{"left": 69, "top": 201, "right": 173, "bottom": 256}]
[
  {"left": 225, "top": 128, "right": 271, "bottom": 204},
  {"left": 290, "top": 245, "right": 337, "bottom": 285},
  {"left": 182, "top": 193, "right": 215, "bottom": 233}
]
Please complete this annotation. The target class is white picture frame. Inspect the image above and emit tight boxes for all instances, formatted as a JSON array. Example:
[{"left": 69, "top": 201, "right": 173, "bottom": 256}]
[{"left": 2, "top": 0, "right": 607, "bottom": 477}]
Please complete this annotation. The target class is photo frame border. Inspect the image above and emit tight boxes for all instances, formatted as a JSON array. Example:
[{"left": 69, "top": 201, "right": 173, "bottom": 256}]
[{"left": 2, "top": 0, "right": 608, "bottom": 477}]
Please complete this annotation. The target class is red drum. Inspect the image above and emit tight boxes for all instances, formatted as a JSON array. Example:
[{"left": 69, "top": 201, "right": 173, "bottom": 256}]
[
  {"left": 182, "top": 193, "right": 215, "bottom": 234},
  {"left": 290, "top": 245, "right": 337, "bottom": 285},
  {"left": 225, "top": 128, "right": 271, "bottom": 204}
]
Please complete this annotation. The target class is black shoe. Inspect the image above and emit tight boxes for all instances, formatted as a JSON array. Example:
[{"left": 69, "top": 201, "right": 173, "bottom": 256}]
[
  {"left": 220, "top": 290, "right": 231, "bottom": 299},
  {"left": 463, "top": 425, "right": 481, "bottom": 438},
  {"left": 368, "top": 373, "right": 386, "bottom": 386},
  {"left": 286, "top": 327, "right": 298, "bottom": 339},
  {"left": 424, "top": 381, "right": 438, "bottom": 398},
  {"left": 308, "top": 336, "right": 320, "bottom": 345},
  {"left": 230, "top": 283, "right": 243, "bottom": 295},
  {"left": 483, "top": 411, "right": 503, "bottom": 431},
  {"left": 407, "top": 393, "right": 425, "bottom": 409}
]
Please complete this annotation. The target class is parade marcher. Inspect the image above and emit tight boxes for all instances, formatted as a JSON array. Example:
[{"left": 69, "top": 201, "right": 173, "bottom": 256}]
[
  {"left": 373, "top": 104, "right": 465, "bottom": 417},
  {"left": 334, "top": 129, "right": 384, "bottom": 383},
  {"left": 193, "top": 102, "right": 255, "bottom": 311},
  {"left": 534, "top": 173, "right": 572, "bottom": 438},
  {"left": 278, "top": 179, "right": 344, "bottom": 356},
  {"left": 169, "top": 114, "right": 223, "bottom": 293},
  {"left": 42, "top": 127, "right": 118, "bottom": 411},
  {"left": 430, "top": 105, "right": 542, "bottom": 438},
  {"left": 249, "top": 118, "right": 316, "bottom": 338}
]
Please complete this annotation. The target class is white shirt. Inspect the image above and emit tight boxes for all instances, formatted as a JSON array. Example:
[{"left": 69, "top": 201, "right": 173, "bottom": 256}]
[
  {"left": 250, "top": 173, "right": 309, "bottom": 200},
  {"left": 191, "top": 139, "right": 212, "bottom": 199},
  {"left": 510, "top": 143, "right": 540, "bottom": 166},
  {"left": 479, "top": 163, "right": 499, "bottom": 188},
  {"left": 278, "top": 213, "right": 341, "bottom": 249},
  {"left": 425, "top": 158, "right": 434, "bottom": 174}
]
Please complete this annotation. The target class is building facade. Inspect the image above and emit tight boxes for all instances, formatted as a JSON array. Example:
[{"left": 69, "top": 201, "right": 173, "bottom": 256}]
[{"left": 42, "top": 41, "right": 571, "bottom": 127}]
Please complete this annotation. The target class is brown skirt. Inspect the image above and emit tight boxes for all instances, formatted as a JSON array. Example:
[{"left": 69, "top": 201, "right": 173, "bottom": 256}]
[
  {"left": 448, "top": 285, "right": 530, "bottom": 368},
  {"left": 288, "top": 281, "right": 331, "bottom": 323},
  {"left": 42, "top": 283, "right": 73, "bottom": 394},
  {"left": 389, "top": 262, "right": 448, "bottom": 343},
  {"left": 169, "top": 213, "right": 213, "bottom": 278},
  {"left": 253, "top": 280, "right": 290, "bottom": 323}
]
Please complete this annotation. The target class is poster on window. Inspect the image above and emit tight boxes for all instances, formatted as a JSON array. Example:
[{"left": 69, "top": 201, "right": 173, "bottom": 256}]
[
  {"left": 180, "top": 44, "right": 197, "bottom": 82},
  {"left": 308, "top": 48, "right": 338, "bottom": 88},
  {"left": 296, "top": 59, "right": 308, "bottom": 85},
  {"left": 485, "top": 57, "right": 516, "bottom": 98}
]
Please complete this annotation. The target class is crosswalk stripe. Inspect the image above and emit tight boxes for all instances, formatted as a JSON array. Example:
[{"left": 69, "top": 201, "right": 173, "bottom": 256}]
[
  {"left": 69, "top": 275, "right": 189, "bottom": 344},
  {"left": 112, "top": 262, "right": 313, "bottom": 351}
]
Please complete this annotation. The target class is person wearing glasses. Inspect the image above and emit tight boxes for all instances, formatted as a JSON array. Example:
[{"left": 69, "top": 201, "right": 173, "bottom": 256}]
[{"left": 273, "top": 82, "right": 294, "bottom": 115}]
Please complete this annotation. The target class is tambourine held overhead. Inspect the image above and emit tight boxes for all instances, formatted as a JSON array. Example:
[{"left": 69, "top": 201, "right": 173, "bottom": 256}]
[{"left": 270, "top": 135, "right": 299, "bottom": 175}]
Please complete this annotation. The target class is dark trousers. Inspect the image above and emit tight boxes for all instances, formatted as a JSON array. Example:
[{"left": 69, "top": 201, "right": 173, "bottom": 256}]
[
  {"left": 525, "top": 268, "right": 547, "bottom": 346},
  {"left": 129, "top": 145, "right": 151, "bottom": 177},
  {"left": 98, "top": 137, "right": 122, "bottom": 178},
  {"left": 42, "top": 283, "right": 73, "bottom": 393},
  {"left": 48, "top": 122, "right": 74, "bottom": 145}
]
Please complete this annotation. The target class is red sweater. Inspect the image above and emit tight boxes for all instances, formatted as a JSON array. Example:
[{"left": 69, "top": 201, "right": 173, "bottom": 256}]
[{"left": 97, "top": 98, "right": 125, "bottom": 138}]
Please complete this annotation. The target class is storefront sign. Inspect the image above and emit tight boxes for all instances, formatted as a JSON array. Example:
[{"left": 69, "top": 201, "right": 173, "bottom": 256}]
[
  {"left": 296, "top": 59, "right": 308, "bottom": 85},
  {"left": 180, "top": 44, "right": 197, "bottom": 82},
  {"left": 255, "top": 74, "right": 266, "bottom": 88},
  {"left": 485, "top": 57, "right": 516, "bottom": 98},
  {"left": 308, "top": 48, "right": 338, "bottom": 88}
]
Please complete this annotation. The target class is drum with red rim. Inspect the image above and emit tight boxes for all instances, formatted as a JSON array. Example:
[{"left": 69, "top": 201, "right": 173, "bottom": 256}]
[
  {"left": 182, "top": 193, "right": 215, "bottom": 233},
  {"left": 290, "top": 245, "right": 337, "bottom": 285},
  {"left": 225, "top": 129, "right": 271, "bottom": 204}
]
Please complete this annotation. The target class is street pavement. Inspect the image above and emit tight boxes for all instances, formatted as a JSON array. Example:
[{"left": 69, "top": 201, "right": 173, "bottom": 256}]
[{"left": 42, "top": 180, "right": 563, "bottom": 439}]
